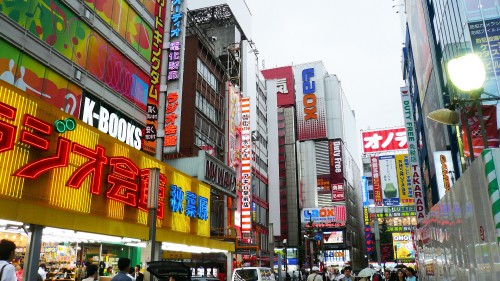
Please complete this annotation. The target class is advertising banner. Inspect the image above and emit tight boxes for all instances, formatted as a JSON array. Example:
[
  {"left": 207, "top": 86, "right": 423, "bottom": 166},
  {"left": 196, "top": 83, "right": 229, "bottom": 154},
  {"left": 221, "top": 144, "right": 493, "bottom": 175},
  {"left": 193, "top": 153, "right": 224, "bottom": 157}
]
[
  {"left": 362, "top": 176, "right": 372, "bottom": 253},
  {"left": 469, "top": 18, "right": 500, "bottom": 77},
  {"left": 293, "top": 63, "right": 327, "bottom": 141},
  {"left": 241, "top": 97, "right": 252, "bottom": 233},
  {"left": 381, "top": 244, "right": 393, "bottom": 263},
  {"left": 362, "top": 127, "right": 407, "bottom": 154},
  {"left": 401, "top": 87, "right": 425, "bottom": 222},
  {"left": 164, "top": 0, "right": 187, "bottom": 154},
  {"left": 392, "top": 232, "right": 415, "bottom": 262},
  {"left": 329, "top": 139, "right": 344, "bottom": 202},
  {"left": 461, "top": 104, "right": 499, "bottom": 158},
  {"left": 144, "top": 0, "right": 168, "bottom": 154},
  {"left": 261, "top": 66, "right": 295, "bottom": 107},
  {"left": 301, "top": 206, "right": 346, "bottom": 225},
  {"left": 379, "top": 155, "right": 400, "bottom": 206},
  {"left": 322, "top": 231, "right": 344, "bottom": 244},
  {"left": 395, "top": 154, "right": 414, "bottom": 205},
  {"left": 433, "top": 150, "right": 455, "bottom": 199},
  {"left": 371, "top": 156, "right": 383, "bottom": 206},
  {"left": 228, "top": 83, "right": 242, "bottom": 169},
  {"left": 317, "top": 175, "right": 331, "bottom": 194}
]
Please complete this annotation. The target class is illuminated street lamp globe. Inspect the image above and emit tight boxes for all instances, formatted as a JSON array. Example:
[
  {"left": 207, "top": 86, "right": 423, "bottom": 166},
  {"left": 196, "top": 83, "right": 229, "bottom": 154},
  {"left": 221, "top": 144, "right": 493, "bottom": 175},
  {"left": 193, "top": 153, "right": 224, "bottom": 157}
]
[{"left": 447, "top": 53, "right": 486, "bottom": 92}]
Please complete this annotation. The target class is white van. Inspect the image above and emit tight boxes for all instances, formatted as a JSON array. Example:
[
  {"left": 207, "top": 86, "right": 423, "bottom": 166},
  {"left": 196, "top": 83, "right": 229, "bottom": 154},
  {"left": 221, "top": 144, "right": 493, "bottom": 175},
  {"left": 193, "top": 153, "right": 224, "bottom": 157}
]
[{"left": 232, "top": 267, "right": 276, "bottom": 281}]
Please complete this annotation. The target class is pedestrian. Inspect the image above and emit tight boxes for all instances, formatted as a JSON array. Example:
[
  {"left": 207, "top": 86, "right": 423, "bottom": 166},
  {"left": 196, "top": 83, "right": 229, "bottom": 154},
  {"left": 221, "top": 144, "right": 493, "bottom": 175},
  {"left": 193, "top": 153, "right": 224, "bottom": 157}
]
[
  {"left": 395, "top": 270, "right": 405, "bottom": 281},
  {"left": 111, "top": 258, "right": 133, "bottom": 281},
  {"left": 306, "top": 266, "right": 322, "bottom": 281},
  {"left": 404, "top": 268, "right": 417, "bottom": 281},
  {"left": 82, "top": 264, "right": 98, "bottom": 281},
  {"left": 38, "top": 263, "right": 47, "bottom": 281},
  {"left": 0, "top": 239, "right": 16, "bottom": 281},
  {"left": 127, "top": 267, "right": 136, "bottom": 281},
  {"left": 292, "top": 271, "right": 298, "bottom": 281},
  {"left": 382, "top": 270, "right": 393, "bottom": 281},
  {"left": 336, "top": 266, "right": 353, "bottom": 281},
  {"left": 134, "top": 265, "right": 144, "bottom": 281},
  {"left": 106, "top": 266, "right": 114, "bottom": 276}
]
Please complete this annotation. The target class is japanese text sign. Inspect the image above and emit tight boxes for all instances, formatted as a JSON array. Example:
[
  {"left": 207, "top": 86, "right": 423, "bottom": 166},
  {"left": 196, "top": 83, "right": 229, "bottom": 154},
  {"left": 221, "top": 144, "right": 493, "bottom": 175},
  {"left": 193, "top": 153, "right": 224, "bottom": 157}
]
[
  {"left": 371, "top": 156, "right": 383, "bottom": 206},
  {"left": 396, "top": 154, "right": 414, "bottom": 205},
  {"left": 240, "top": 97, "right": 252, "bottom": 233},
  {"left": 379, "top": 155, "right": 400, "bottom": 206},
  {"left": 167, "top": 0, "right": 184, "bottom": 81},
  {"left": 469, "top": 18, "right": 500, "bottom": 77},
  {"left": 329, "top": 139, "right": 344, "bottom": 202},
  {"left": 0, "top": 81, "right": 210, "bottom": 236},
  {"left": 144, "top": 0, "right": 168, "bottom": 154},
  {"left": 362, "top": 127, "right": 407, "bottom": 154}
]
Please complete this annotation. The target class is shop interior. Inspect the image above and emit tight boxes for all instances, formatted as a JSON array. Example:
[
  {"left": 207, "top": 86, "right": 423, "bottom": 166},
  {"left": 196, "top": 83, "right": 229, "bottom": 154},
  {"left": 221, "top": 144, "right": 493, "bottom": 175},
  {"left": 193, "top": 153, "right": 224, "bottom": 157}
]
[{"left": 0, "top": 220, "right": 228, "bottom": 281}]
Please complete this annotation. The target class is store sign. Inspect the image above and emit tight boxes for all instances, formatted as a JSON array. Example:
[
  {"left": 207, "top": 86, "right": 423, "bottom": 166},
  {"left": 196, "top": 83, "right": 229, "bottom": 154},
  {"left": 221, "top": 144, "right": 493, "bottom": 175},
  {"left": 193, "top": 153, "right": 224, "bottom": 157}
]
[
  {"left": 362, "top": 127, "right": 407, "bottom": 154},
  {"left": 329, "top": 139, "right": 344, "bottom": 202},
  {"left": 392, "top": 232, "right": 415, "bottom": 261},
  {"left": 261, "top": 66, "right": 295, "bottom": 107},
  {"left": 379, "top": 155, "right": 400, "bottom": 206},
  {"left": 0, "top": 82, "right": 211, "bottom": 235},
  {"left": 396, "top": 154, "right": 414, "bottom": 205},
  {"left": 241, "top": 97, "right": 252, "bottom": 232},
  {"left": 370, "top": 206, "right": 416, "bottom": 218},
  {"left": 293, "top": 63, "right": 327, "bottom": 141},
  {"left": 371, "top": 156, "right": 383, "bottom": 206},
  {"left": 80, "top": 93, "right": 143, "bottom": 150},
  {"left": 204, "top": 159, "right": 237, "bottom": 192},
  {"left": 164, "top": 0, "right": 186, "bottom": 154},
  {"left": 169, "top": 184, "right": 208, "bottom": 220},
  {"left": 401, "top": 87, "right": 425, "bottom": 222},
  {"left": 361, "top": 176, "right": 369, "bottom": 206},
  {"left": 433, "top": 150, "right": 455, "bottom": 199},
  {"left": 301, "top": 206, "right": 346, "bottom": 224},
  {"left": 144, "top": 0, "right": 168, "bottom": 154}
]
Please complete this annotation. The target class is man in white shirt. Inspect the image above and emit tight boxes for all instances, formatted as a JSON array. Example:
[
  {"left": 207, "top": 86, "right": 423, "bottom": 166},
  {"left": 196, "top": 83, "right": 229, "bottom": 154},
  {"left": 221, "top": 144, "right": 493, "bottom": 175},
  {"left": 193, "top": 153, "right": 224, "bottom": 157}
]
[
  {"left": 38, "top": 263, "right": 47, "bottom": 281},
  {"left": 306, "top": 267, "right": 322, "bottom": 281},
  {"left": 0, "top": 239, "right": 17, "bottom": 281}
]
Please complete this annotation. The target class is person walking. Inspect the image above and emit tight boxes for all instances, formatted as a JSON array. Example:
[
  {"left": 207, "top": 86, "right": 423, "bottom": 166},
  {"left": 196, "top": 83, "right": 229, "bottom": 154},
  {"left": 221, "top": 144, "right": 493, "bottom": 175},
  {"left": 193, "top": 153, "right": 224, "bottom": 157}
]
[
  {"left": 395, "top": 269, "right": 405, "bottom": 281},
  {"left": 0, "top": 239, "right": 16, "bottom": 281},
  {"left": 336, "top": 266, "right": 353, "bottom": 281},
  {"left": 404, "top": 268, "right": 417, "bottom": 281},
  {"left": 111, "top": 258, "right": 132, "bottom": 281},
  {"left": 306, "top": 267, "right": 322, "bottom": 281},
  {"left": 382, "top": 270, "right": 393, "bottom": 281},
  {"left": 134, "top": 265, "right": 144, "bottom": 281},
  {"left": 83, "top": 264, "right": 98, "bottom": 281}
]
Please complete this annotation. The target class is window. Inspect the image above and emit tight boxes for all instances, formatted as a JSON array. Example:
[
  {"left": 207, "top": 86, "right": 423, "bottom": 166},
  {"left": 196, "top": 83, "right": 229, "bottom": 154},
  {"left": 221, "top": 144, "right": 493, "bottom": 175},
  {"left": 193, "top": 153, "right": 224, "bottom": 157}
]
[{"left": 197, "top": 59, "right": 219, "bottom": 92}]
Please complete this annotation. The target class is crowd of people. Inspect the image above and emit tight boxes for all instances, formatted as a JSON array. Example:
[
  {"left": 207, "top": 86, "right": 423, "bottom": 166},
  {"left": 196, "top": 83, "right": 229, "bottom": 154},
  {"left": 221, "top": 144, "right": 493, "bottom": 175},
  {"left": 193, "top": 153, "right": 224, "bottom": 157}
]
[{"left": 283, "top": 265, "right": 418, "bottom": 281}]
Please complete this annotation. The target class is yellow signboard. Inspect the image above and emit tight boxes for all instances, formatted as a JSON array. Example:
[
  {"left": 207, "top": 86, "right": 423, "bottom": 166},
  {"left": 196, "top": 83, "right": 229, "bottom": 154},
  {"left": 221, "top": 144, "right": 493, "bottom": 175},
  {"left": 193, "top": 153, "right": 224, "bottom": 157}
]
[
  {"left": 395, "top": 154, "right": 414, "bottom": 205},
  {"left": 0, "top": 81, "right": 215, "bottom": 242}
]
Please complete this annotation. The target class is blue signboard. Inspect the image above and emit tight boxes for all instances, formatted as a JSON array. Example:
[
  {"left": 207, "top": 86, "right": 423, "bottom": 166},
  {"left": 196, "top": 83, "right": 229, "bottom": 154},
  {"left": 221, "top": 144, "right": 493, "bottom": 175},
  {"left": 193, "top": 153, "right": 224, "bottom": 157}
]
[{"left": 469, "top": 19, "right": 500, "bottom": 77}]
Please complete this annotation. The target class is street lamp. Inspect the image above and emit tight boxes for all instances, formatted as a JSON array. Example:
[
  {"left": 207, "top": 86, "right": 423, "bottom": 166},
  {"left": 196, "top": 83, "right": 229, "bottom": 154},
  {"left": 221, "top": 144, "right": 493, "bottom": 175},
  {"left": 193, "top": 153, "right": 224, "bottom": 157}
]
[{"left": 427, "top": 53, "right": 490, "bottom": 162}]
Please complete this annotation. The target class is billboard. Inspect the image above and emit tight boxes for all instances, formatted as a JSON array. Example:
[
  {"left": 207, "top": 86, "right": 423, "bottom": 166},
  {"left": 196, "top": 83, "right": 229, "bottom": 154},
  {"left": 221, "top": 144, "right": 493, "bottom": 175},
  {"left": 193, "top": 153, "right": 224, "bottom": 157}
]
[
  {"left": 164, "top": 0, "right": 187, "bottom": 154},
  {"left": 469, "top": 19, "right": 500, "bottom": 77},
  {"left": 228, "top": 83, "right": 242, "bottom": 169},
  {"left": 241, "top": 97, "right": 252, "bottom": 233},
  {"left": 379, "top": 155, "right": 400, "bottom": 206},
  {"left": 323, "top": 231, "right": 344, "bottom": 244},
  {"left": 433, "top": 150, "right": 455, "bottom": 200},
  {"left": 362, "top": 176, "right": 372, "bottom": 254},
  {"left": 401, "top": 87, "right": 425, "bottom": 222},
  {"left": 317, "top": 175, "right": 331, "bottom": 194},
  {"left": 293, "top": 63, "right": 327, "bottom": 141},
  {"left": 301, "top": 206, "right": 346, "bottom": 225},
  {"left": 261, "top": 66, "right": 295, "bottom": 107},
  {"left": 371, "top": 156, "right": 383, "bottom": 206},
  {"left": 329, "top": 139, "right": 344, "bottom": 202},
  {"left": 395, "top": 154, "right": 414, "bottom": 205},
  {"left": 362, "top": 127, "right": 408, "bottom": 154},
  {"left": 392, "top": 232, "right": 415, "bottom": 261}
]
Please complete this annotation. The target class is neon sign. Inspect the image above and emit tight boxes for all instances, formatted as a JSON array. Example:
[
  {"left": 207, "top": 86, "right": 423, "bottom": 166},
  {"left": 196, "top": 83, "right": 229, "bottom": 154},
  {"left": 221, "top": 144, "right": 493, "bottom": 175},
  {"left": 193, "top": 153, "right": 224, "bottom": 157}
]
[{"left": 0, "top": 99, "right": 213, "bottom": 220}]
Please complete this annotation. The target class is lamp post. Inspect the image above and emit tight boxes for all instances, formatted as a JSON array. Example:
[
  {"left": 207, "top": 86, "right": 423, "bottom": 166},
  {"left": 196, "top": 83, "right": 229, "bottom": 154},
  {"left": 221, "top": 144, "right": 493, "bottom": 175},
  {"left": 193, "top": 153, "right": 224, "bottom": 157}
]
[
  {"left": 283, "top": 239, "right": 288, "bottom": 274},
  {"left": 428, "top": 53, "right": 490, "bottom": 163}
]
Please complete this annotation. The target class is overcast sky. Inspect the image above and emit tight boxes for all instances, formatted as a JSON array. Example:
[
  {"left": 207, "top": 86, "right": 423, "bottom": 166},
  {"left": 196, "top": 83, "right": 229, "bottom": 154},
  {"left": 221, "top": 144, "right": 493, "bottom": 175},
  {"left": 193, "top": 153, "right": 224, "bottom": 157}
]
[{"left": 246, "top": 0, "right": 406, "bottom": 132}]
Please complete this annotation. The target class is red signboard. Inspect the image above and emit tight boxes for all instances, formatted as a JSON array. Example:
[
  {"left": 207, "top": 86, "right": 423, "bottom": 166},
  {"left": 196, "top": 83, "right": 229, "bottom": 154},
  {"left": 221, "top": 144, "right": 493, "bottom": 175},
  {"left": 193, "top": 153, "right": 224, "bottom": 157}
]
[
  {"left": 371, "top": 156, "right": 383, "bottom": 206},
  {"left": 362, "top": 127, "right": 408, "bottom": 153},
  {"left": 461, "top": 105, "right": 499, "bottom": 157},
  {"left": 261, "top": 66, "right": 295, "bottom": 107}
]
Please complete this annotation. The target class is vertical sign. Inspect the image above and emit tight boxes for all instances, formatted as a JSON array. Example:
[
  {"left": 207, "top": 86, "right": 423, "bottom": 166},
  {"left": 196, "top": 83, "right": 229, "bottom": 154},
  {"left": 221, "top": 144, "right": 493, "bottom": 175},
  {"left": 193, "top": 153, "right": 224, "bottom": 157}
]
[
  {"left": 329, "top": 139, "right": 344, "bottom": 202},
  {"left": 144, "top": 0, "right": 168, "bottom": 154},
  {"left": 433, "top": 150, "right": 455, "bottom": 200},
  {"left": 401, "top": 86, "right": 425, "bottom": 222},
  {"left": 379, "top": 155, "right": 399, "bottom": 206},
  {"left": 396, "top": 154, "right": 414, "bottom": 205},
  {"left": 362, "top": 176, "right": 373, "bottom": 254},
  {"left": 293, "top": 63, "right": 327, "bottom": 141},
  {"left": 371, "top": 156, "right": 383, "bottom": 206},
  {"left": 164, "top": 0, "right": 186, "bottom": 154},
  {"left": 469, "top": 19, "right": 500, "bottom": 77},
  {"left": 241, "top": 97, "right": 252, "bottom": 232}
]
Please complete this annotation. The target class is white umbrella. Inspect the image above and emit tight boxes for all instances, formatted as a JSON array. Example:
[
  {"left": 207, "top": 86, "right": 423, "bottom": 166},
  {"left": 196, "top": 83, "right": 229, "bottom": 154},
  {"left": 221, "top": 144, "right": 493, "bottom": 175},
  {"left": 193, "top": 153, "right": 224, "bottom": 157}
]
[{"left": 357, "top": 267, "right": 377, "bottom": 278}]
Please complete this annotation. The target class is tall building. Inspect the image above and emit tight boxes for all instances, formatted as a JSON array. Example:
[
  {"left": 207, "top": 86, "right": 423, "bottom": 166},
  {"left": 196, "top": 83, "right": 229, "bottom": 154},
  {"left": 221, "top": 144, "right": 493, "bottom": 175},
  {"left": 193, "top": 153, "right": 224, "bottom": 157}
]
[{"left": 263, "top": 62, "right": 365, "bottom": 270}]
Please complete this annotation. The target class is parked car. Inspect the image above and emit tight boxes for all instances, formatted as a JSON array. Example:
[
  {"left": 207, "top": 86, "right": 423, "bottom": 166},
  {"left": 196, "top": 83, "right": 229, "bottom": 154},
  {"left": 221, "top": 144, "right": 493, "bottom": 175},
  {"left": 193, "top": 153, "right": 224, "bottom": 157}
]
[
  {"left": 192, "top": 276, "right": 220, "bottom": 281},
  {"left": 232, "top": 267, "right": 276, "bottom": 281},
  {"left": 147, "top": 261, "right": 192, "bottom": 281}
]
